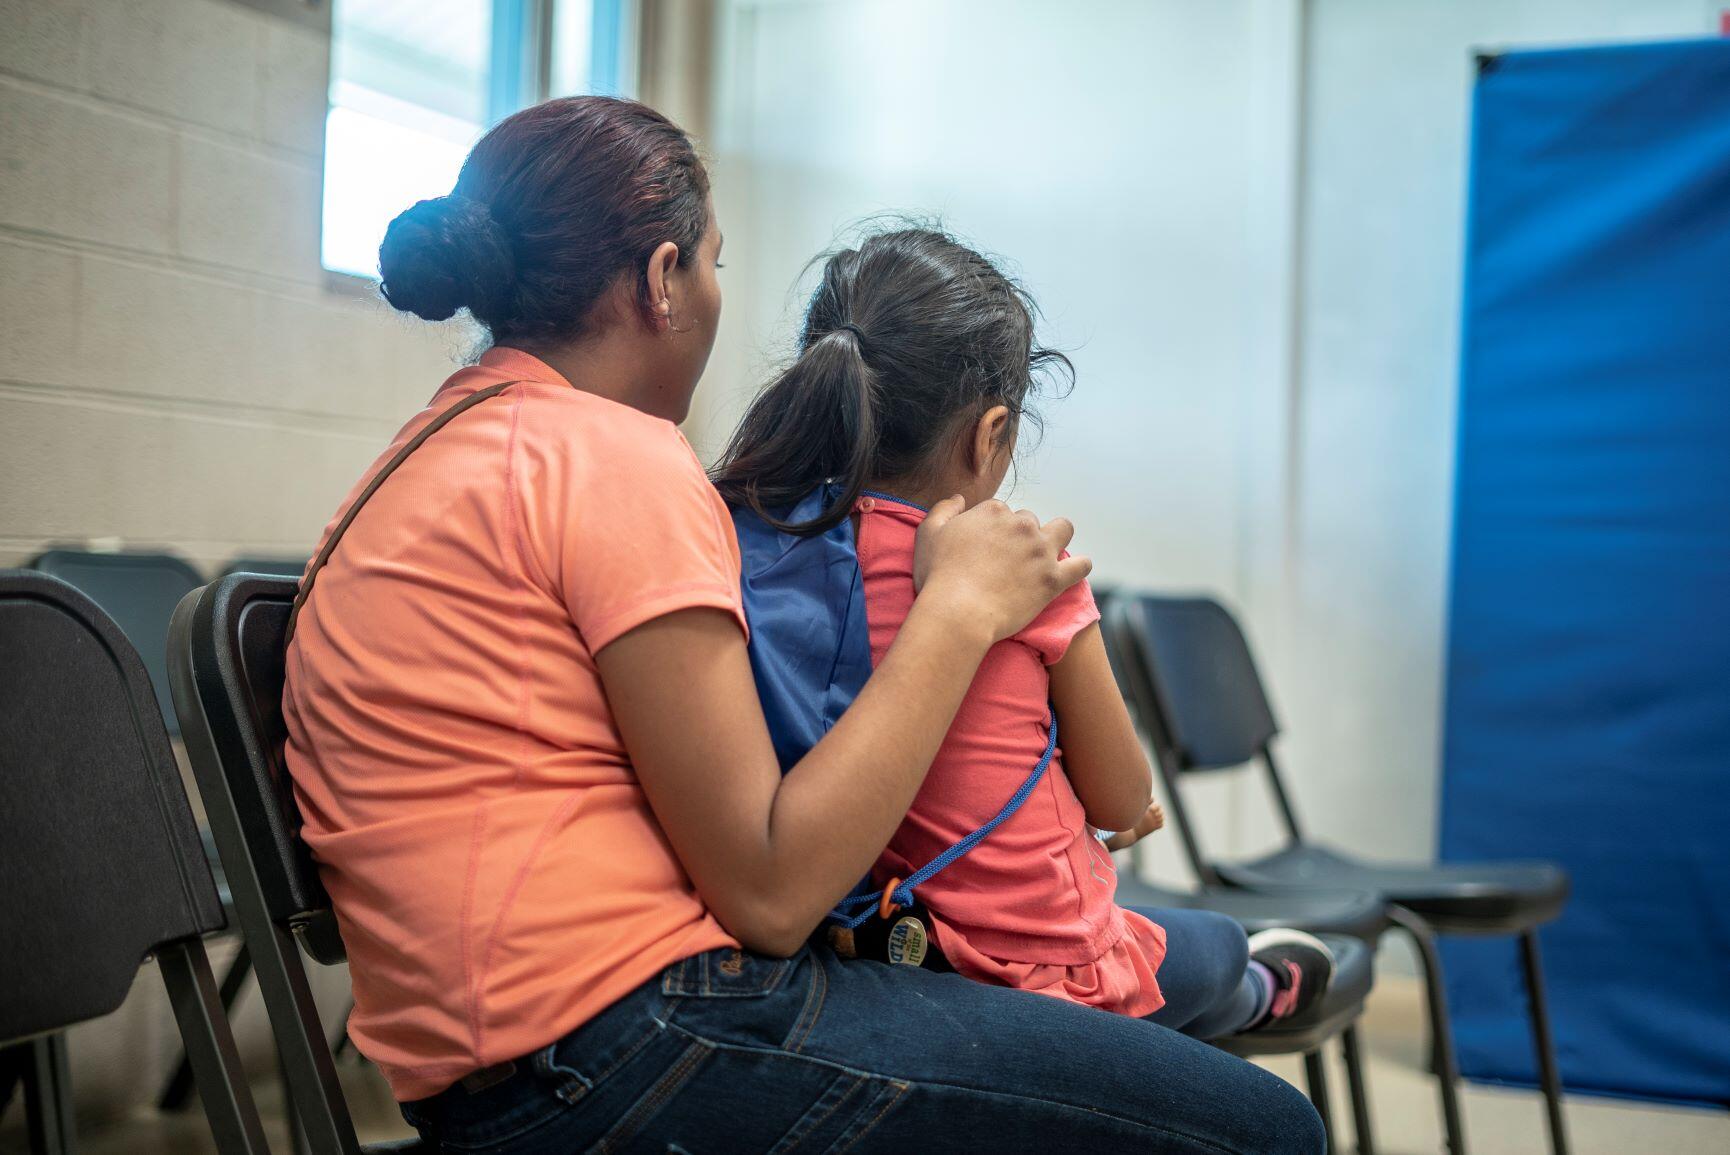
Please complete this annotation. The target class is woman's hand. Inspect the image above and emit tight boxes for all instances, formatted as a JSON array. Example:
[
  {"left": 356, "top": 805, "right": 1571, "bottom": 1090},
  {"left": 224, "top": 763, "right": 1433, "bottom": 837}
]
[{"left": 913, "top": 496, "right": 1093, "bottom": 644}]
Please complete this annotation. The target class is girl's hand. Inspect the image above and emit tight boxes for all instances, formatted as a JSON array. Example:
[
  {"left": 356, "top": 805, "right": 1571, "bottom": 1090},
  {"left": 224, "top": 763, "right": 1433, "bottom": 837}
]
[
  {"left": 912, "top": 496, "right": 1092, "bottom": 643},
  {"left": 1104, "top": 802, "right": 1165, "bottom": 852}
]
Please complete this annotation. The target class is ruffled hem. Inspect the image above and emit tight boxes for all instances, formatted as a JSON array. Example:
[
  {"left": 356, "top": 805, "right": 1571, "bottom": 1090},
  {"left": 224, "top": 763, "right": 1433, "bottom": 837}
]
[{"left": 935, "top": 907, "right": 1169, "bottom": 1018}]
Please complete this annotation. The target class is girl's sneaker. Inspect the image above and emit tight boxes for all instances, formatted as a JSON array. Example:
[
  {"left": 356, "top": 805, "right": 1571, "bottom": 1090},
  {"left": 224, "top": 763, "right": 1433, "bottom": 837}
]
[{"left": 1247, "top": 928, "right": 1336, "bottom": 1026}]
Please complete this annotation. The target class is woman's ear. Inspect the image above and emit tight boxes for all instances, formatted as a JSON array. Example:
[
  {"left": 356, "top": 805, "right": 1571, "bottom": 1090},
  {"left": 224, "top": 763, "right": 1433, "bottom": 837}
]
[
  {"left": 969, "top": 404, "right": 1014, "bottom": 478},
  {"left": 642, "top": 240, "right": 681, "bottom": 329}
]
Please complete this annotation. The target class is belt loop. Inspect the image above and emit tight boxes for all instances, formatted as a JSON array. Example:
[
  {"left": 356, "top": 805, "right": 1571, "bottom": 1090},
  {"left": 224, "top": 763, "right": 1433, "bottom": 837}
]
[{"left": 532, "top": 1043, "right": 590, "bottom": 1105}]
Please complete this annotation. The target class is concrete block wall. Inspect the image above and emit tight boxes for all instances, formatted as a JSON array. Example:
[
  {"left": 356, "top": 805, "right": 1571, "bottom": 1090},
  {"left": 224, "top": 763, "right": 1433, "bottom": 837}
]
[
  {"left": 0, "top": 0, "right": 469, "bottom": 1135},
  {"left": 0, "top": 0, "right": 473, "bottom": 576}
]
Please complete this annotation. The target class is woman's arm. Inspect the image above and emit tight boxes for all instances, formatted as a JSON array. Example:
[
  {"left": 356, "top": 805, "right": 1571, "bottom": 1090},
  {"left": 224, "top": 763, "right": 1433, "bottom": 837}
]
[
  {"left": 1047, "top": 622, "right": 1154, "bottom": 833},
  {"left": 596, "top": 498, "right": 1090, "bottom": 956}
]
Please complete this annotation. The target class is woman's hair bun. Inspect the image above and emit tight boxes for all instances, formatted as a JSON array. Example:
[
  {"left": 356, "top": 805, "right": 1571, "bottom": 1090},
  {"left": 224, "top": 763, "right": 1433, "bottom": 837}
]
[{"left": 378, "top": 194, "right": 515, "bottom": 323}]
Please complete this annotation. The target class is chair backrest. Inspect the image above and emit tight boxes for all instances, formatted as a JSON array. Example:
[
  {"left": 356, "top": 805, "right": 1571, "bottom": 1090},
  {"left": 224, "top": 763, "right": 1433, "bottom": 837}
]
[
  {"left": 221, "top": 555, "right": 310, "bottom": 579},
  {"left": 170, "top": 573, "right": 368, "bottom": 1154},
  {"left": 1102, "top": 592, "right": 1304, "bottom": 881},
  {"left": 169, "top": 573, "right": 343, "bottom": 962},
  {"left": 0, "top": 571, "right": 224, "bottom": 1042},
  {"left": 1115, "top": 595, "right": 1280, "bottom": 771},
  {"left": 29, "top": 549, "right": 204, "bottom": 736}
]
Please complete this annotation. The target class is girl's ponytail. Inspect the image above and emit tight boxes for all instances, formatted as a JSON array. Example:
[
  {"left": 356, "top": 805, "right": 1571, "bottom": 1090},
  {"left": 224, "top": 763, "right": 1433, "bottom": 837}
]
[{"left": 712, "top": 325, "right": 879, "bottom": 535}]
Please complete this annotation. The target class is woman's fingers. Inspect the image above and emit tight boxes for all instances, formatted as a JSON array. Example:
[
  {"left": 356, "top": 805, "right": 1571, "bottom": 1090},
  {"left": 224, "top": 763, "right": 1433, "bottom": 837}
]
[
  {"left": 1040, "top": 516, "right": 1076, "bottom": 554},
  {"left": 1055, "top": 552, "right": 1093, "bottom": 591},
  {"left": 913, "top": 497, "right": 1092, "bottom": 642},
  {"left": 926, "top": 493, "right": 966, "bottom": 529},
  {"left": 912, "top": 494, "right": 969, "bottom": 592}
]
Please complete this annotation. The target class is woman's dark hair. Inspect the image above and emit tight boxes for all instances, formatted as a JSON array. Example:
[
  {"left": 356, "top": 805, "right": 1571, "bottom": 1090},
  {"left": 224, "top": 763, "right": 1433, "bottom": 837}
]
[
  {"left": 377, "top": 96, "right": 710, "bottom": 343},
  {"left": 711, "top": 227, "right": 1071, "bottom": 535}
]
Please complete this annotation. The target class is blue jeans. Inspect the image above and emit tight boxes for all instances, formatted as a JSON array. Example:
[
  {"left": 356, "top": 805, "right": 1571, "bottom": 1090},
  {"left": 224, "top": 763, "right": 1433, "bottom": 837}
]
[
  {"left": 401, "top": 943, "right": 1322, "bottom": 1154},
  {"left": 1137, "top": 908, "right": 1263, "bottom": 1041}
]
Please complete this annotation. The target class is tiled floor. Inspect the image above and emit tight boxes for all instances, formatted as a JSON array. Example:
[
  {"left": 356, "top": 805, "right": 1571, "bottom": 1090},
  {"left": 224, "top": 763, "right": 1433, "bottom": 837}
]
[
  {"left": 1254, "top": 979, "right": 1727, "bottom": 1155},
  {"left": 63, "top": 976, "right": 1730, "bottom": 1154}
]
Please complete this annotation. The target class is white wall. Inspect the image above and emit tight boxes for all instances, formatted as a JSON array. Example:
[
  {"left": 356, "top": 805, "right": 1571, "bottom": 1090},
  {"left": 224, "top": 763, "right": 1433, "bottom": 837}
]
[
  {"left": 693, "top": 0, "right": 1723, "bottom": 880},
  {"left": 1285, "top": 0, "right": 1717, "bottom": 862},
  {"left": 694, "top": 0, "right": 1307, "bottom": 880},
  {"left": 0, "top": 0, "right": 472, "bottom": 575},
  {"left": 0, "top": 0, "right": 463, "bottom": 1133}
]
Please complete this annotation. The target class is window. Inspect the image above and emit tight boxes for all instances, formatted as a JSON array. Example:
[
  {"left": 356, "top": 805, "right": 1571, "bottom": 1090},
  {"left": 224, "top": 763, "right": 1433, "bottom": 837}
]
[{"left": 321, "top": 0, "right": 633, "bottom": 279}]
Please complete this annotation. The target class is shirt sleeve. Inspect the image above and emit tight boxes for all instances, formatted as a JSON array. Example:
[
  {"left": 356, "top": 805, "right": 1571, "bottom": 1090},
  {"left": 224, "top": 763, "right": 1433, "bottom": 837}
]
[
  {"left": 536, "top": 408, "right": 747, "bottom": 654},
  {"left": 1015, "top": 571, "right": 1100, "bottom": 667}
]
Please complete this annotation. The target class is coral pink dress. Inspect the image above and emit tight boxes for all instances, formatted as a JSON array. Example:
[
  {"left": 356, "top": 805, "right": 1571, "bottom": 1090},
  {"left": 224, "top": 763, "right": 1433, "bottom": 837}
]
[{"left": 857, "top": 494, "right": 1168, "bottom": 1016}]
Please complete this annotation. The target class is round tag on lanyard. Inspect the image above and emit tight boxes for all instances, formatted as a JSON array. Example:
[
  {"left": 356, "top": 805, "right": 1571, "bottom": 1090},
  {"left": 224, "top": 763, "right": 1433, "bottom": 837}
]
[{"left": 886, "top": 915, "right": 930, "bottom": 967}]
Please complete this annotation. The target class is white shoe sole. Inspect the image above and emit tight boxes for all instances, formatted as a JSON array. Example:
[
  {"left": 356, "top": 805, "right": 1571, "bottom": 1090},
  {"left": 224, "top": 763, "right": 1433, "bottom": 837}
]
[{"left": 1245, "top": 927, "right": 1337, "bottom": 995}]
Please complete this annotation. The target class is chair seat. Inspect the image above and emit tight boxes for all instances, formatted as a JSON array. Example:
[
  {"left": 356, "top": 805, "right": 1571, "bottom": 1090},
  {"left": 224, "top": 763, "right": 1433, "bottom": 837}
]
[
  {"left": 1114, "top": 876, "right": 1387, "bottom": 941},
  {"left": 1218, "top": 843, "right": 1570, "bottom": 933},
  {"left": 1216, "top": 934, "right": 1373, "bottom": 1058}
]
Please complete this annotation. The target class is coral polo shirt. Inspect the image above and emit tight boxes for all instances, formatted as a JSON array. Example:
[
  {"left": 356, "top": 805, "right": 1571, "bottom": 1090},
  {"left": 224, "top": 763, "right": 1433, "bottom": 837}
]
[{"left": 282, "top": 348, "right": 741, "bottom": 1100}]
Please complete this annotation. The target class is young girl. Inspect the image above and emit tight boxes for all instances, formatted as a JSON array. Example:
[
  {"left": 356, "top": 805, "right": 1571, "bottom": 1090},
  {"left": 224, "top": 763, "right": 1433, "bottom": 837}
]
[{"left": 714, "top": 226, "right": 1332, "bottom": 1038}]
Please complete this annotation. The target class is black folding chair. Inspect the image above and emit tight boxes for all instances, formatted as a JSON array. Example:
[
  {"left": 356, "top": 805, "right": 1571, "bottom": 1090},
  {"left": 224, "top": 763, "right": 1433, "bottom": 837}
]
[
  {"left": 20, "top": 550, "right": 273, "bottom": 1117},
  {"left": 1094, "top": 590, "right": 1385, "bottom": 1153},
  {"left": 169, "top": 573, "right": 422, "bottom": 1154},
  {"left": 1108, "top": 593, "right": 1571, "bottom": 1155},
  {"left": 222, "top": 556, "right": 311, "bottom": 580},
  {"left": 28, "top": 549, "right": 204, "bottom": 736},
  {"left": 0, "top": 571, "right": 269, "bottom": 1154},
  {"left": 1119, "top": 875, "right": 1381, "bottom": 1153}
]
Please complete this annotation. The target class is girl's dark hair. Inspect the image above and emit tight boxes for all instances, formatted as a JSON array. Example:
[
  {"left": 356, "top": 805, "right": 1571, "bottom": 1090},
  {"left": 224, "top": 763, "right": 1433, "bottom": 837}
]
[
  {"left": 711, "top": 227, "right": 1071, "bottom": 535},
  {"left": 377, "top": 96, "right": 710, "bottom": 343}
]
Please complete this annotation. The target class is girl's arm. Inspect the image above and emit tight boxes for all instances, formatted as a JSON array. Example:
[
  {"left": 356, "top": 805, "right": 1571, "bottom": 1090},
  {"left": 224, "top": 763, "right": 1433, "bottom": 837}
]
[
  {"left": 597, "top": 498, "right": 1090, "bottom": 957},
  {"left": 1048, "top": 622, "right": 1155, "bottom": 832}
]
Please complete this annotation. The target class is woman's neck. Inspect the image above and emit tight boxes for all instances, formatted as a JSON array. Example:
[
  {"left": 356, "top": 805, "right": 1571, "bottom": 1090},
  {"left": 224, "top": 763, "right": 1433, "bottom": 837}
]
[
  {"left": 505, "top": 337, "right": 630, "bottom": 406},
  {"left": 504, "top": 327, "right": 688, "bottom": 423}
]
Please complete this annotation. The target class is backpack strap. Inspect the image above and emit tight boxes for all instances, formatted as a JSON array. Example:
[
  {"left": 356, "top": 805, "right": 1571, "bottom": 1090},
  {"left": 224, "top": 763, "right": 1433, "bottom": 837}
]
[{"left": 285, "top": 380, "right": 520, "bottom": 647}]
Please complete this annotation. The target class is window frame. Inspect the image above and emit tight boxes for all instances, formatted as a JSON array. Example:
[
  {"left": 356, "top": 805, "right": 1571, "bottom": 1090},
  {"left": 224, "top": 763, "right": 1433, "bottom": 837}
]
[{"left": 321, "top": 0, "right": 635, "bottom": 288}]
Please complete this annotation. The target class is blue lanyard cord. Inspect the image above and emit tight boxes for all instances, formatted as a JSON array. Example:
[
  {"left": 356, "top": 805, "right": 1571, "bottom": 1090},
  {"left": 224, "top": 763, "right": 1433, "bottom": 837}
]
[{"left": 828, "top": 705, "right": 1059, "bottom": 930}]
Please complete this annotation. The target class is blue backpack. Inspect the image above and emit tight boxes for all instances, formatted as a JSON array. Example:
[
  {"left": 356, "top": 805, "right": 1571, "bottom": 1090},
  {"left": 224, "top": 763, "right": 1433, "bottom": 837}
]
[{"left": 729, "top": 485, "right": 1058, "bottom": 967}]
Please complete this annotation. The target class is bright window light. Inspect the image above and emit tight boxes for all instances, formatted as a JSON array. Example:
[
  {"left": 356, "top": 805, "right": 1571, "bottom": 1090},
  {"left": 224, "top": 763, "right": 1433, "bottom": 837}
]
[
  {"left": 321, "top": 93, "right": 478, "bottom": 278},
  {"left": 321, "top": 0, "right": 629, "bottom": 280}
]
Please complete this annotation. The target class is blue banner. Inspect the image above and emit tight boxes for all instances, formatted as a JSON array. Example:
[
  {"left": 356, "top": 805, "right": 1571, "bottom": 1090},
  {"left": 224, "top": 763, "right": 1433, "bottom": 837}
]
[{"left": 1440, "top": 38, "right": 1730, "bottom": 1104}]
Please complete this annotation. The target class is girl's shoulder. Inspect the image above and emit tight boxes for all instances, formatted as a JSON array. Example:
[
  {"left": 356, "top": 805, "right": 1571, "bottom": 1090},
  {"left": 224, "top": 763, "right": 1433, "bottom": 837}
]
[{"left": 1013, "top": 576, "right": 1099, "bottom": 667}]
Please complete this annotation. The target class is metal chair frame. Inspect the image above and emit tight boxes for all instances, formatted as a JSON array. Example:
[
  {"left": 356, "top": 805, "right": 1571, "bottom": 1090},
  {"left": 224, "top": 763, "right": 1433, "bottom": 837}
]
[
  {"left": 169, "top": 574, "right": 419, "bottom": 1155},
  {"left": 1104, "top": 592, "right": 1576, "bottom": 1155},
  {"left": 1101, "top": 594, "right": 1461, "bottom": 1155},
  {"left": 0, "top": 571, "right": 269, "bottom": 1155}
]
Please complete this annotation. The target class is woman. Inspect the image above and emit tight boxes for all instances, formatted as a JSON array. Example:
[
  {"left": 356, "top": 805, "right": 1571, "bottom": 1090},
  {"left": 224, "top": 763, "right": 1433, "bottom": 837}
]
[{"left": 283, "top": 96, "right": 1323, "bottom": 1154}]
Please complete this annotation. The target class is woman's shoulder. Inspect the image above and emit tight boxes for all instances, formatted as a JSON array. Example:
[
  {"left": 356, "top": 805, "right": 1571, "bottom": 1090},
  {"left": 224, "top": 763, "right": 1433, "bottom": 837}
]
[{"left": 518, "top": 385, "right": 707, "bottom": 474}]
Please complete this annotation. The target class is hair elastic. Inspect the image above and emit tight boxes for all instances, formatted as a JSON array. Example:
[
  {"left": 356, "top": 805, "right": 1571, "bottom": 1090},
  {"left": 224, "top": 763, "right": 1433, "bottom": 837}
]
[{"left": 833, "top": 321, "right": 871, "bottom": 354}]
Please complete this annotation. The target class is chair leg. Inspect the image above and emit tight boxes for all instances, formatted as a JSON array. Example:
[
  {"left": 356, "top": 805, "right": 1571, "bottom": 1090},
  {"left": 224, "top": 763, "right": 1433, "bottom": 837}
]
[
  {"left": 1340, "top": 1026, "right": 1375, "bottom": 1155},
  {"left": 1519, "top": 930, "right": 1569, "bottom": 1155},
  {"left": 159, "top": 941, "right": 252, "bottom": 1110},
  {"left": 1303, "top": 1049, "right": 1334, "bottom": 1153},
  {"left": 157, "top": 939, "right": 271, "bottom": 1155},
  {"left": 250, "top": 918, "right": 359, "bottom": 1155},
  {"left": 1389, "top": 906, "right": 1466, "bottom": 1155},
  {"left": 284, "top": 1072, "right": 310, "bottom": 1155},
  {"left": 23, "top": 1034, "right": 74, "bottom": 1155}
]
